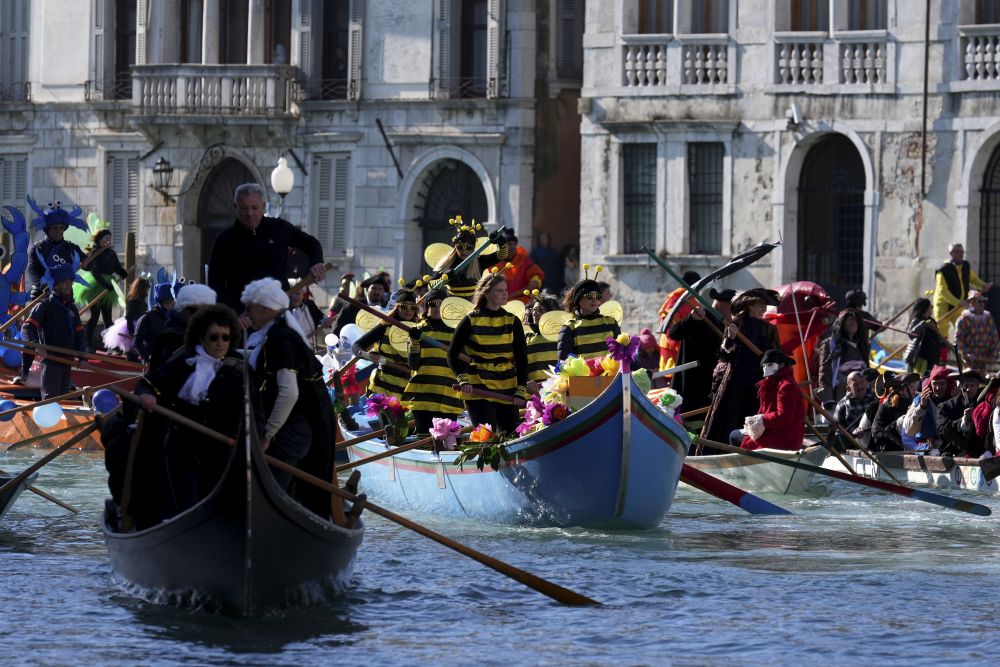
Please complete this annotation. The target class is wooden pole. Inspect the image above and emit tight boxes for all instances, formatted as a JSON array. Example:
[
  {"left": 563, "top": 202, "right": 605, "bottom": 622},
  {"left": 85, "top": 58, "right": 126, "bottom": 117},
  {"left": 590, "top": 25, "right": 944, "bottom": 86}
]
[
  {"left": 4, "top": 421, "right": 91, "bottom": 452},
  {"left": 1, "top": 288, "right": 49, "bottom": 331},
  {"left": 120, "top": 412, "right": 146, "bottom": 532},
  {"left": 5, "top": 338, "right": 143, "bottom": 370},
  {"left": 336, "top": 426, "right": 474, "bottom": 473}
]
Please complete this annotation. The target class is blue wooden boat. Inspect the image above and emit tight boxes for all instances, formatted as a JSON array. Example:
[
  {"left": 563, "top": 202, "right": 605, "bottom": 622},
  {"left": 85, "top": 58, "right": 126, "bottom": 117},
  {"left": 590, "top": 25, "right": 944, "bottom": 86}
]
[{"left": 342, "top": 372, "right": 688, "bottom": 529}]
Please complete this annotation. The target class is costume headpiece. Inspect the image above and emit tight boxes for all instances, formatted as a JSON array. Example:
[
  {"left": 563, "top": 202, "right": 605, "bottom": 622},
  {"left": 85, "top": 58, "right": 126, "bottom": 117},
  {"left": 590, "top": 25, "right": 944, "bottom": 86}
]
[
  {"left": 760, "top": 349, "right": 795, "bottom": 367},
  {"left": 387, "top": 277, "right": 421, "bottom": 310},
  {"left": 570, "top": 278, "right": 603, "bottom": 306},
  {"left": 581, "top": 263, "right": 603, "bottom": 281},
  {"left": 26, "top": 196, "right": 88, "bottom": 234},
  {"left": 241, "top": 277, "right": 289, "bottom": 311},
  {"left": 708, "top": 287, "right": 736, "bottom": 303},
  {"left": 35, "top": 247, "right": 89, "bottom": 289},
  {"left": 730, "top": 288, "right": 780, "bottom": 315},
  {"left": 449, "top": 215, "right": 482, "bottom": 245},
  {"left": 487, "top": 262, "right": 513, "bottom": 276},
  {"left": 175, "top": 283, "right": 217, "bottom": 310},
  {"left": 148, "top": 267, "right": 178, "bottom": 309}
]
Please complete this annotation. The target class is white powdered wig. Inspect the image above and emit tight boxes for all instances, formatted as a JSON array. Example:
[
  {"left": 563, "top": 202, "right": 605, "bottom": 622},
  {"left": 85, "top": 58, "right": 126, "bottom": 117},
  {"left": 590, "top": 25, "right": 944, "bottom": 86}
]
[
  {"left": 241, "top": 277, "right": 290, "bottom": 311},
  {"left": 175, "top": 283, "right": 217, "bottom": 310}
]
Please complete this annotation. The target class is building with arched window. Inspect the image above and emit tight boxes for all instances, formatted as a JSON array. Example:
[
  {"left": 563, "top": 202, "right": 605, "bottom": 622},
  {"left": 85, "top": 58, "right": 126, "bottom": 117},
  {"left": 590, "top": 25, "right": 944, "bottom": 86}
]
[
  {"left": 582, "top": 1, "right": 1000, "bottom": 327},
  {"left": 0, "top": 0, "right": 584, "bottom": 304}
]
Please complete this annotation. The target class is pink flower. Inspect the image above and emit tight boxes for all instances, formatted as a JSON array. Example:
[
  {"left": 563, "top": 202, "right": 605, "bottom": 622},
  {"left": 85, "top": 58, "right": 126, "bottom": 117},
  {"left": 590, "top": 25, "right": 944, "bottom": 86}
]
[
  {"left": 364, "top": 393, "right": 388, "bottom": 418},
  {"left": 541, "top": 401, "right": 570, "bottom": 426},
  {"left": 430, "top": 417, "right": 462, "bottom": 450}
]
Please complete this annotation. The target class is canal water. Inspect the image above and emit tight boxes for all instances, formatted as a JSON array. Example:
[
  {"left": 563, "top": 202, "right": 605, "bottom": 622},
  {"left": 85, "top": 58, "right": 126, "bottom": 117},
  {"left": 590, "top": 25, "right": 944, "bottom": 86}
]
[{"left": 1, "top": 450, "right": 997, "bottom": 666}]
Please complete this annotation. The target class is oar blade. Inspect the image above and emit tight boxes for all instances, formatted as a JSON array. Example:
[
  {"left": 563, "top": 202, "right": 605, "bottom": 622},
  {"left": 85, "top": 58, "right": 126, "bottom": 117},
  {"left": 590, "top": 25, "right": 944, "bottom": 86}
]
[{"left": 680, "top": 464, "right": 792, "bottom": 516}]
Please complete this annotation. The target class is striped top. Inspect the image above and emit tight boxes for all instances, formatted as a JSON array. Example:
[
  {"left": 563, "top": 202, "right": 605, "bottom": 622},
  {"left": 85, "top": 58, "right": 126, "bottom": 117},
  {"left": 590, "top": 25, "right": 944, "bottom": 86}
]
[
  {"left": 355, "top": 323, "right": 411, "bottom": 399},
  {"left": 557, "top": 313, "right": 621, "bottom": 360},
  {"left": 525, "top": 330, "right": 558, "bottom": 382},
  {"left": 403, "top": 318, "right": 464, "bottom": 414},
  {"left": 442, "top": 245, "right": 509, "bottom": 300},
  {"left": 448, "top": 307, "right": 527, "bottom": 404}
]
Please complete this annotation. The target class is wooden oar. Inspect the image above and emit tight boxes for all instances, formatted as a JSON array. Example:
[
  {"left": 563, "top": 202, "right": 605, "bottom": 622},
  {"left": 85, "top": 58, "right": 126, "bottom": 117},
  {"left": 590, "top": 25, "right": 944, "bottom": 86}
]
[
  {"left": 5, "top": 338, "right": 144, "bottom": 370},
  {"left": 120, "top": 412, "right": 146, "bottom": 532},
  {"left": 0, "top": 423, "right": 100, "bottom": 500},
  {"left": 110, "top": 386, "right": 600, "bottom": 606},
  {"left": 452, "top": 384, "right": 523, "bottom": 404},
  {"left": 286, "top": 262, "right": 335, "bottom": 296},
  {"left": 693, "top": 436, "right": 991, "bottom": 516},
  {"left": 0, "top": 340, "right": 137, "bottom": 377},
  {"left": 980, "top": 456, "right": 1000, "bottom": 482},
  {"left": 78, "top": 289, "right": 110, "bottom": 317},
  {"left": 862, "top": 319, "right": 909, "bottom": 336},
  {"left": 4, "top": 421, "right": 91, "bottom": 452},
  {"left": 0, "top": 375, "right": 142, "bottom": 422},
  {"left": 334, "top": 419, "right": 417, "bottom": 451},
  {"left": 0, "top": 465, "right": 79, "bottom": 513},
  {"left": 680, "top": 405, "right": 711, "bottom": 419},
  {"left": 0, "top": 289, "right": 49, "bottom": 331},
  {"left": 679, "top": 463, "right": 791, "bottom": 515},
  {"left": 355, "top": 350, "right": 409, "bottom": 375},
  {"left": 336, "top": 426, "right": 475, "bottom": 473},
  {"left": 650, "top": 360, "right": 699, "bottom": 380}
]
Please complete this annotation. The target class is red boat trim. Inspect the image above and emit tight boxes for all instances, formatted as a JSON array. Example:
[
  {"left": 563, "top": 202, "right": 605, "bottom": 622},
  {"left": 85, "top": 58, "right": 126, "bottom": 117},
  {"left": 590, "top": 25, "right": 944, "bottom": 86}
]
[{"left": 632, "top": 397, "right": 688, "bottom": 460}]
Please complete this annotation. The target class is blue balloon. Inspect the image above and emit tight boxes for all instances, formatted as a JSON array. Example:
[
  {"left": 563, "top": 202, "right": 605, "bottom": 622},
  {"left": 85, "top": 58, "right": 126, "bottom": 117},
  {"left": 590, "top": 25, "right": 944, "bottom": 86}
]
[
  {"left": 0, "top": 399, "right": 16, "bottom": 421},
  {"left": 1, "top": 346, "right": 20, "bottom": 369},
  {"left": 91, "top": 389, "right": 120, "bottom": 415}
]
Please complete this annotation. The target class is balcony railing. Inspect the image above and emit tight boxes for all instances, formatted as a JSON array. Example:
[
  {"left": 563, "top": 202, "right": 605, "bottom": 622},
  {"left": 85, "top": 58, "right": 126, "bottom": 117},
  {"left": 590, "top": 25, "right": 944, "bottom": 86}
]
[
  {"left": 679, "top": 35, "right": 729, "bottom": 85},
  {"left": 131, "top": 64, "right": 297, "bottom": 116},
  {"left": 0, "top": 81, "right": 30, "bottom": 103},
  {"left": 773, "top": 31, "right": 888, "bottom": 88},
  {"left": 623, "top": 36, "right": 670, "bottom": 87},
  {"left": 959, "top": 24, "right": 1000, "bottom": 81},
  {"left": 621, "top": 34, "right": 732, "bottom": 90},
  {"left": 85, "top": 73, "right": 133, "bottom": 102}
]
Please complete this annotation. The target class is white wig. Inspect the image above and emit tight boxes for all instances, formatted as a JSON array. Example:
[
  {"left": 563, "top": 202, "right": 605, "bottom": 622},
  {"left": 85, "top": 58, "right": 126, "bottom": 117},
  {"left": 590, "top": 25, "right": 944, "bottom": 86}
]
[
  {"left": 241, "top": 277, "right": 289, "bottom": 311},
  {"left": 175, "top": 283, "right": 217, "bottom": 310}
]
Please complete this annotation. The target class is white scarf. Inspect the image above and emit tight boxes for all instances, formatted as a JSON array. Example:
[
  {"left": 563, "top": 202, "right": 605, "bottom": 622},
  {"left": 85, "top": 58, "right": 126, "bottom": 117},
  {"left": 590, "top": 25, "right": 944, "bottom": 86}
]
[{"left": 178, "top": 345, "right": 224, "bottom": 405}]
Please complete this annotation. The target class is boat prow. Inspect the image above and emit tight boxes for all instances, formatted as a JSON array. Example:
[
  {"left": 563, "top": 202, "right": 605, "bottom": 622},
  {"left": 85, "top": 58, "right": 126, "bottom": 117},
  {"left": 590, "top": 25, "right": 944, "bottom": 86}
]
[{"left": 0, "top": 471, "right": 38, "bottom": 521}]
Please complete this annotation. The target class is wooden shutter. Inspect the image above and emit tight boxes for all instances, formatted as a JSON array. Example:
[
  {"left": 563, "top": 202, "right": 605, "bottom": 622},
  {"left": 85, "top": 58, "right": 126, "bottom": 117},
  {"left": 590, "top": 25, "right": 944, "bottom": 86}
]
[
  {"left": 0, "top": 154, "right": 28, "bottom": 213},
  {"left": 557, "top": 0, "right": 582, "bottom": 79},
  {"left": 135, "top": 0, "right": 147, "bottom": 65},
  {"left": 313, "top": 154, "right": 350, "bottom": 257},
  {"left": 436, "top": 0, "right": 450, "bottom": 96},
  {"left": 347, "top": 0, "right": 364, "bottom": 100},
  {"left": 108, "top": 155, "right": 139, "bottom": 253},
  {"left": 2, "top": 0, "right": 30, "bottom": 97},
  {"left": 485, "top": 0, "right": 501, "bottom": 98},
  {"left": 294, "top": 0, "right": 314, "bottom": 80}
]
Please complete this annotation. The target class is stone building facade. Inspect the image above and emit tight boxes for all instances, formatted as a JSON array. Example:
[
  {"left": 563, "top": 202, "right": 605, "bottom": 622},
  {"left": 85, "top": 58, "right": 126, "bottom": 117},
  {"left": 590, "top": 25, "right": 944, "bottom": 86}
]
[
  {"left": 0, "top": 0, "right": 583, "bottom": 306},
  {"left": 581, "top": 0, "right": 1000, "bottom": 331}
]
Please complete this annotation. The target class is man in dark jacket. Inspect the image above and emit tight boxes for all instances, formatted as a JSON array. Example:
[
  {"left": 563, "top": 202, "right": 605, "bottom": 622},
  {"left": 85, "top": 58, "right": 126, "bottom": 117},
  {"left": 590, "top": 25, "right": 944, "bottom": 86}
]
[
  {"left": 207, "top": 183, "right": 327, "bottom": 311},
  {"left": 667, "top": 288, "right": 733, "bottom": 411},
  {"left": 21, "top": 263, "right": 88, "bottom": 398}
]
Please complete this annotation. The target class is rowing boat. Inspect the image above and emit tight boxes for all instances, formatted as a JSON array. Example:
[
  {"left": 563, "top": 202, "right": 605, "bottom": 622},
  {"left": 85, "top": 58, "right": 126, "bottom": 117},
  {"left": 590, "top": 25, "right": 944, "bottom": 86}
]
[
  {"left": 103, "top": 429, "right": 364, "bottom": 615},
  {"left": 0, "top": 401, "right": 102, "bottom": 451},
  {"left": 343, "top": 372, "right": 688, "bottom": 529},
  {"left": 823, "top": 449, "right": 1000, "bottom": 495},
  {"left": 683, "top": 444, "right": 829, "bottom": 494},
  {"left": 0, "top": 471, "right": 37, "bottom": 521}
]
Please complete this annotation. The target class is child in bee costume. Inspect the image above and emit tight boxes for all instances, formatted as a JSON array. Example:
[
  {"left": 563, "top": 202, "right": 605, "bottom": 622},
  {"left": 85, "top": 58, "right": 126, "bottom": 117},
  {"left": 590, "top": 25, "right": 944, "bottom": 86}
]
[
  {"left": 523, "top": 290, "right": 561, "bottom": 383},
  {"left": 402, "top": 286, "right": 465, "bottom": 435},
  {"left": 351, "top": 281, "right": 418, "bottom": 400},
  {"left": 557, "top": 266, "right": 621, "bottom": 361},
  {"left": 432, "top": 215, "right": 513, "bottom": 300}
]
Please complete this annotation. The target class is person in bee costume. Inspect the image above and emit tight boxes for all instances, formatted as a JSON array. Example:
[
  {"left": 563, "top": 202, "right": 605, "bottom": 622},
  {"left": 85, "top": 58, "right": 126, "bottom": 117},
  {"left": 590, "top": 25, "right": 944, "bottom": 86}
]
[
  {"left": 557, "top": 265, "right": 621, "bottom": 361},
  {"left": 351, "top": 280, "right": 419, "bottom": 400},
  {"left": 523, "top": 290, "right": 561, "bottom": 384},
  {"left": 402, "top": 285, "right": 465, "bottom": 434},
  {"left": 432, "top": 215, "right": 513, "bottom": 300},
  {"left": 448, "top": 269, "right": 528, "bottom": 432}
]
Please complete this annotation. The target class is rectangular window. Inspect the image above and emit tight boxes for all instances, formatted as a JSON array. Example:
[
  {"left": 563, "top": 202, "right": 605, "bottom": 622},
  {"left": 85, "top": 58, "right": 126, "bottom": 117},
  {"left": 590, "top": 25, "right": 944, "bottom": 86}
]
[
  {"left": 690, "top": 0, "right": 728, "bottom": 33},
  {"left": 688, "top": 142, "right": 723, "bottom": 254},
  {"left": 556, "top": 0, "right": 584, "bottom": 78},
  {"left": 459, "top": 0, "right": 488, "bottom": 97},
  {"left": 106, "top": 154, "right": 139, "bottom": 253},
  {"left": 0, "top": 0, "right": 30, "bottom": 101},
  {"left": 312, "top": 153, "right": 351, "bottom": 257},
  {"left": 321, "top": 0, "right": 350, "bottom": 98},
  {"left": 977, "top": 0, "right": 1000, "bottom": 24},
  {"left": 847, "top": 0, "right": 886, "bottom": 30},
  {"left": 788, "top": 0, "right": 830, "bottom": 32},
  {"left": 622, "top": 143, "right": 657, "bottom": 254},
  {"left": 639, "top": 0, "right": 673, "bottom": 34}
]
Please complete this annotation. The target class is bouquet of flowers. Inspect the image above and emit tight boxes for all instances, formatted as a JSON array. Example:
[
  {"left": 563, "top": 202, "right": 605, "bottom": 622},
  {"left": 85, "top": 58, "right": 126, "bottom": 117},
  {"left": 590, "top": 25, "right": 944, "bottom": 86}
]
[
  {"left": 430, "top": 417, "right": 463, "bottom": 450},
  {"left": 454, "top": 423, "right": 512, "bottom": 471},
  {"left": 365, "top": 393, "right": 411, "bottom": 445}
]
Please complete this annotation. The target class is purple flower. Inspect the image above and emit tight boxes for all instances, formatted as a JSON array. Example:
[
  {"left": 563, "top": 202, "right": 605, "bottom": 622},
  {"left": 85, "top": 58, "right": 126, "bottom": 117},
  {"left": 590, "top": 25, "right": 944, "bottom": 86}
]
[
  {"left": 430, "top": 417, "right": 462, "bottom": 450},
  {"left": 606, "top": 334, "right": 640, "bottom": 364},
  {"left": 364, "top": 393, "right": 389, "bottom": 418},
  {"left": 541, "top": 401, "right": 570, "bottom": 426}
]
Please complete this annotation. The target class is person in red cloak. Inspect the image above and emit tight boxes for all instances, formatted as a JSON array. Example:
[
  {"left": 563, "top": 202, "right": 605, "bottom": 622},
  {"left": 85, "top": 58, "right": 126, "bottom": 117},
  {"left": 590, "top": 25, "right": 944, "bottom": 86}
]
[
  {"left": 489, "top": 233, "right": 544, "bottom": 303},
  {"left": 731, "top": 349, "right": 805, "bottom": 451}
]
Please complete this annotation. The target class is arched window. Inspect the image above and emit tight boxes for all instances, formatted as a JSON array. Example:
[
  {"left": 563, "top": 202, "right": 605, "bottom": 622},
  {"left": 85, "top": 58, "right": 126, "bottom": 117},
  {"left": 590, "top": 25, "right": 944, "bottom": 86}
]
[
  {"left": 978, "top": 145, "right": 1000, "bottom": 281},
  {"left": 416, "top": 160, "right": 488, "bottom": 267}
]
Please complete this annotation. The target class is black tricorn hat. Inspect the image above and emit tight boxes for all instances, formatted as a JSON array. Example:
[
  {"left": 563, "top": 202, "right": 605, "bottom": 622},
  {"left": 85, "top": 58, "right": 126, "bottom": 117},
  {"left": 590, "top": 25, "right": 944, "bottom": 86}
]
[
  {"left": 760, "top": 349, "right": 795, "bottom": 367},
  {"left": 709, "top": 287, "right": 736, "bottom": 303}
]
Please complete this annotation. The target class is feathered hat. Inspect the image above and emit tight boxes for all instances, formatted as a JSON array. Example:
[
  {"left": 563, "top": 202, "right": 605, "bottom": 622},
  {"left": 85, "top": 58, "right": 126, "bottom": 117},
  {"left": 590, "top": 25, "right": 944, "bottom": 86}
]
[
  {"left": 449, "top": 215, "right": 481, "bottom": 246},
  {"left": 26, "top": 196, "right": 89, "bottom": 234}
]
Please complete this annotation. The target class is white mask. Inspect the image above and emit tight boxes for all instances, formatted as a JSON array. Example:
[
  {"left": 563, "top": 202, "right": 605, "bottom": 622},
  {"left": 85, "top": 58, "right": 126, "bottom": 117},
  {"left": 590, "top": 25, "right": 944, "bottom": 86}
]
[{"left": 762, "top": 363, "right": 780, "bottom": 377}]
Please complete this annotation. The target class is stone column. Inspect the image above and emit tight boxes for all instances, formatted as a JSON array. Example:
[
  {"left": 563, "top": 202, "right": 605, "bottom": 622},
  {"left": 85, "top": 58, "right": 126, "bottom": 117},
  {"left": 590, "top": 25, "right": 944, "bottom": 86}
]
[
  {"left": 202, "top": 0, "right": 220, "bottom": 64},
  {"left": 247, "top": 0, "right": 266, "bottom": 64}
]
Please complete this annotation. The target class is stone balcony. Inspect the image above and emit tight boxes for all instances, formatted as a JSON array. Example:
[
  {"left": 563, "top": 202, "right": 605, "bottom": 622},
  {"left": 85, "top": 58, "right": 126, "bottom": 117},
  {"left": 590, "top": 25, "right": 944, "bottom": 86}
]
[
  {"left": 773, "top": 30, "right": 891, "bottom": 92},
  {"left": 621, "top": 33, "right": 734, "bottom": 94},
  {"left": 949, "top": 24, "right": 1000, "bottom": 92},
  {"left": 130, "top": 64, "right": 298, "bottom": 121}
]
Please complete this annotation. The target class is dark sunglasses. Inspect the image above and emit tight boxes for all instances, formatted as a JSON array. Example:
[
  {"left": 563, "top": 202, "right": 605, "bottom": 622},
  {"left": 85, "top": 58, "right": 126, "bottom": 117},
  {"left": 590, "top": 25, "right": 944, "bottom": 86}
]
[
  {"left": 580, "top": 291, "right": 602, "bottom": 301},
  {"left": 397, "top": 303, "right": 417, "bottom": 312},
  {"left": 206, "top": 333, "right": 231, "bottom": 342},
  {"left": 456, "top": 243, "right": 475, "bottom": 252}
]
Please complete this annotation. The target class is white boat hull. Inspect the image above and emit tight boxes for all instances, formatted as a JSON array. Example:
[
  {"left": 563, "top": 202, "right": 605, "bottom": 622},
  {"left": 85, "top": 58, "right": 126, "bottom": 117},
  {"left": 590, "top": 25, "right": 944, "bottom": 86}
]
[
  {"left": 682, "top": 445, "right": 828, "bottom": 494},
  {"left": 823, "top": 450, "right": 1000, "bottom": 496}
]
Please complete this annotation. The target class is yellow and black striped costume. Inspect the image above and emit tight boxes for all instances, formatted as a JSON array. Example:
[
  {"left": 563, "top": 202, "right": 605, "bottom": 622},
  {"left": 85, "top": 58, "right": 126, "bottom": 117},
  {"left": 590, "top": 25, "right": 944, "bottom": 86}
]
[
  {"left": 354, "top": 323, "right": 411, "bottom": 399},
  {"left": 443, "top": 244, "right": 509, "bottom": 300},
  {"left": 402, "top": 319, "right": 464, "bottom": 414},
  {"left": 448, "top": 307, "right": 527, "bottom": 404},
  {"left": 525, "top": 330, "right": 558, "bottom": 382},
  {"left": 557, "top": 313, "right": 621, "bottom": 360}
]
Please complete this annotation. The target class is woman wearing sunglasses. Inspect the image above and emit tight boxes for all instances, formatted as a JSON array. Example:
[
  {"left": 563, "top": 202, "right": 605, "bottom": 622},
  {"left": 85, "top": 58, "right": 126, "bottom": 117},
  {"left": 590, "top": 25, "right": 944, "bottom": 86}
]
[
  {"left": 402, "top": 286, "right": 465, "bottom": 435},
  {"left": 448, "top": 270, "right": 529, "bottom": 433},
  {"left": 352, "top": 281, "right": 418, "bottom": 400},
  {"left": 136, "top": 304, "right": 257, "bottom": 515},
  {"left": 432, "top": 215, "right": 511, "bottom": 300},
  {"left": 557, "top": 277, "right": 621, "bottom": 360}
]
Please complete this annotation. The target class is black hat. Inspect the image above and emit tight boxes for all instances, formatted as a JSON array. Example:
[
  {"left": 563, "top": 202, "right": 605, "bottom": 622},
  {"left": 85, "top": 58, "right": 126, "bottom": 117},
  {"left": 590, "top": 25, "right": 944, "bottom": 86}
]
[
  {"left": 424, "top": 286, "right": 449, "bottom": 303},
  {"left": 887, "top": 372, "right": 920, "bottom": 392},
  {"left": 961, "top": 368, "right": 987, "bottom": 384},
  {"left": 760, "top": 349, "right": 795, "bottom": 367},
  {"left": 845, "top": 290, "right": 867, "bottom": 308},
  {"left": 682, "top": 271, "right": 701, "bottom": 286},
  {"left": 731, "top": 288, "right": 780, "bottom": 315},
  {"left": 709, "top": 287, "right": 736, "bottom": 303},
  {"left": 570, "top": 279, "right": 602, "bottom": 305}
]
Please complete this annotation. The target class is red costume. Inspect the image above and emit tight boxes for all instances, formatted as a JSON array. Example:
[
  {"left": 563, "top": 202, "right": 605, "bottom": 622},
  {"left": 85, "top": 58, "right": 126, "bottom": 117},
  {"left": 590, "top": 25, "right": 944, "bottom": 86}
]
[
  {"left": 741, "top": 366, "right": 805, "bottom": 450},
  {"left": 657, "top": 288, "right": 697, "bottom": 368},
  {"left": 491, "top": 246, "right": 544, "bottom": 303}
]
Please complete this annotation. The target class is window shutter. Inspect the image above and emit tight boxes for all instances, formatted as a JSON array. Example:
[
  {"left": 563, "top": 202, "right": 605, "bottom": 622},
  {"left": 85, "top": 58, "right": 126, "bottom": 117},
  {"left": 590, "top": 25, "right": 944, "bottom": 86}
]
[
  {"left": 313, "top": 153, "right": 350, "bottom": 257},
  {"left": 557, "top": 0, "right": 582, "bottom": 79},
  {"left": 108, "top": 155, "right": 139, "bottom": 253},
  {"left": 296, "top": 0, "right": 314, "bottom": 80},
  {"left": 93, "top": 0, "right": 105, "bottom": 97},
  {"left": 2, "top": 0, "right": 30, "bottom": 97},
  {"left": 347, "top": 0, "right": 364, "bottom": 100},
  {"left": 436, "top": 0, "right": 450, "bottom": 96},
  {"left": 135, "top": 0, "right": 147, "bottom": 65},
  {"left": 485, "top": 0, "right": 501, "bottom": 98},
  {"left": 0, "top": 155, "right": 29, "bottom": 215}
]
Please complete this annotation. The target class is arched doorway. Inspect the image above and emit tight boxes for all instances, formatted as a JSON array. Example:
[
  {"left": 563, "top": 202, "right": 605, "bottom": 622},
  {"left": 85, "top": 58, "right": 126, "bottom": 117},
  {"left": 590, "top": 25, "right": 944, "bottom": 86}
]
[
  {"left": 796, "top": 134, "right": 865, "bottom": 305},
  {"left": 197, "top": 158, "right": 256, "bottom": 280},
  {"left": 415, "top": 159, "right": 488, "bottom": 269},
  {"left": 979, "top": 145, "right": 1000, "bottom": 281}
]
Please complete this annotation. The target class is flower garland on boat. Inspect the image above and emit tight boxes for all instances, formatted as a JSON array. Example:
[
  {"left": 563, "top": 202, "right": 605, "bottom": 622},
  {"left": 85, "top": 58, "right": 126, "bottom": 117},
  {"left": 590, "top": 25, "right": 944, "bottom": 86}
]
[
  {"left": 364, "top": 393, "right": 411, "bottom": 444},
  {"left": 453, "top": 423, "right": 513, "bottom": 471}
]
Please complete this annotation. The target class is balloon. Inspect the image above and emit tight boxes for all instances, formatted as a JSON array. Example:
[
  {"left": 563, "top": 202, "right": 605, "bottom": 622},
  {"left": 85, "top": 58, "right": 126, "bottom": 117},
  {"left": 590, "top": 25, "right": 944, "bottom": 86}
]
[
  {"left": 91, "top": 389, "right": 120, "bottom": 415},
  {"left": 339, "top": 323, "right": 362, "bottom": 349},
  {"left": 32, "top": 402, "right": 64, "bottom": 428},
  {"left": 0, "top": 399, "right": 16, "bottom": 421},
  {"left": 1, "top": 346, "right": 20, "bottom": 368},
  {"left": 324, "top": 333, "right": 338, "bottom": 347}
]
